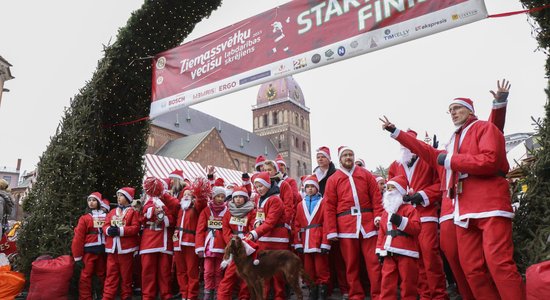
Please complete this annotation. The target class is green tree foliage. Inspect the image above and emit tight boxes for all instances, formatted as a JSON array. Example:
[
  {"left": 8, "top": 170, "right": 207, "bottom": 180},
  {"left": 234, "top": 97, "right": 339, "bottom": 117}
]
[
  {"left": 17, "top": 0, "right": 222, "bottom": 274},
  {"left": 513, "top": 0, "right": 550, "bottom": 272}
]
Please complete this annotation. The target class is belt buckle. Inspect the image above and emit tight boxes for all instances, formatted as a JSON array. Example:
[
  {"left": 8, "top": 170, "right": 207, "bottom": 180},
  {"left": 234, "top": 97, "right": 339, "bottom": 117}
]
[{"left": 351, "top": 207, "right": 360, "bottom": 216}]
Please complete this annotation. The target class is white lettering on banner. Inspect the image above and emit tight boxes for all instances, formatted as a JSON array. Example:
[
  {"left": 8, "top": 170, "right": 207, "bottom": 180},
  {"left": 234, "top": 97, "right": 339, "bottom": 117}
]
[
  {"left": 358, "top": 0, "right": 427, "bottom": 31},
  {"left": 219, "top": 81, "right": 237, "bottom": 92}
]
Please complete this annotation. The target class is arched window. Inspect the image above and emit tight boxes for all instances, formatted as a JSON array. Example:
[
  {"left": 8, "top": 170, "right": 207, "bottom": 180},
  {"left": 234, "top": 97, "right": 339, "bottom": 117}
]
[
  {"left": 303, "top": 162, "right": 307, "bottom": 175},
  {"left": 273, "top": 111, "right": 278, "bottom": 125},
  {"left": 302, "top": 141, "right": 306, "bottom": 152},
  {"left": 295, "top": 137, "right": 299, "bottom": 149},
  {"left": 300, "top": 116, "right": 304, "bottom": 129},
  {"left": 295, "top": 113, "right": 299, "bottom": 125},
  {"left": 297, "top": 160, "right": 302, "bottom": 176},
  {"left": 263, "top": 114, "right": 268, "bottom": 127}
]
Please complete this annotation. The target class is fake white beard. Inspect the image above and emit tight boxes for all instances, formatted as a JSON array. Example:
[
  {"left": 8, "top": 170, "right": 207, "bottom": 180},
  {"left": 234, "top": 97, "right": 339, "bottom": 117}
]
[
  {"left": 181, "top": 197, "right": 192, "bottom": 210},
  {"left": 398, "top": 146, "right": 414, "bottom": 166},
  {"left": 383, "top": 190, "right": 404, "bottom": 214}
]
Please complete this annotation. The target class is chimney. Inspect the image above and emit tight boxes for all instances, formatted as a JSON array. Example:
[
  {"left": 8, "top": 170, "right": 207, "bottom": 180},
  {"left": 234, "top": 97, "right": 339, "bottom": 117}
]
[{"left": 16, "top": 158, "right": 21, "bottom": 171}]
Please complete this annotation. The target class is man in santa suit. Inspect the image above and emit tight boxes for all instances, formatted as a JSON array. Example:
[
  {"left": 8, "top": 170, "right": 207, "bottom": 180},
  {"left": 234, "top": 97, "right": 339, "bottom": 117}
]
[
  {"left": 313, "top": 146, "right": 336, "bottom": 196},
  {"left": 381, "top": 79, "right": 524, "bottom": 300},
  {"left": 325, "top": 146, "right": 384, "bottom": 300},
  {"left": 376, "top": 175, "right": 421, "bottom": 300},
  {"left": 275, "top": 153, "right": 301, "bottom": 208},
  {"left": 376, "top": 177, "right": 386, "bottom": 195},
  {"left": 168, "top": 169, "right": 187, "bottom": 200},
  {"left": 139, "top": 178, "right": 180, "bottom": 300},
  {"left": 387, "top": 130, "right": 448, "bottom": 300}
]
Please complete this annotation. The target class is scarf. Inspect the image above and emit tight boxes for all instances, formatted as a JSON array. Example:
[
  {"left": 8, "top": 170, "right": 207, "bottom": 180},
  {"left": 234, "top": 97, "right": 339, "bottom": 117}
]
[
  {"left": 228, "top": 200, "right": 255, "bottom": 218},
  {"left": 210, "top": 201, "right": 227, "bottom": 216}
]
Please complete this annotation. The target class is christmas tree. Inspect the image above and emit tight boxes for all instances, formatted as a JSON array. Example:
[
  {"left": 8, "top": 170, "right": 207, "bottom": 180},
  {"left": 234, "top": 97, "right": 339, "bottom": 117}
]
[
  {"left": 513, "top": 0, "right": 550, "bottom": 272},
  {"left": 17, "top": 0, "right": 222, "bottom": 275}
]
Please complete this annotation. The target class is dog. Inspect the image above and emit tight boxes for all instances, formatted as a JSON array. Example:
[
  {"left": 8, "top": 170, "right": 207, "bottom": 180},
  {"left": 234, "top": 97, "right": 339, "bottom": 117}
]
[{"left": 223, "top": 236, "right": 311, "bottom": 300}]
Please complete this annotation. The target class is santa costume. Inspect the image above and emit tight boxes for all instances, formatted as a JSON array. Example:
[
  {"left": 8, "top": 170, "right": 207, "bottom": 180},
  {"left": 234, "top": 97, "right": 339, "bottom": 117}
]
[{"left": 376, "top": 176, "right": 421, "bottom": 300}]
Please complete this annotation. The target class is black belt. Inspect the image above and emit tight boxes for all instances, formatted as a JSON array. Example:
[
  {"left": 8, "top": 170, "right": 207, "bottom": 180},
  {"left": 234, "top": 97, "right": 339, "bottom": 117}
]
[
  {"left": 87, "top": 230, "right": 99, "bottom": 235},
  {"left": 232, "top": 230, "right": 245, "bottom": 234},
  {"left": 387, "top": 230, "right": 410, "bottom": 238},
  {"left": 299, "top": 224, "right": 321, "bottom": 233},
  {"left": 337, "top": 207, "right": 373, "bottom": 217},
  {"left": 275, "top": 223, "right": 287, "bottom": 228},
  {"left": 175, "top": 227, "right": 196, "bottom": 235}
]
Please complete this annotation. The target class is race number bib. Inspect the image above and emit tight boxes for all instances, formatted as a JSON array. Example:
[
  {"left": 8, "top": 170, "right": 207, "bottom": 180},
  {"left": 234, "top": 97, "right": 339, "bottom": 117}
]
[
  {"left": 208, "top": 219, "right": 223, "bottom": 229},
  {"left": 111, "top": 217, "right": 124, "bottom": 227},
  {"left": 93, "top": 217, "right": 105, "bottom": 228},
  {"left": 229, "top": 216, "right": 247, "bottom": 226},
  {"left": 255, "top": 211, "right": 265, "bottom": 222}
]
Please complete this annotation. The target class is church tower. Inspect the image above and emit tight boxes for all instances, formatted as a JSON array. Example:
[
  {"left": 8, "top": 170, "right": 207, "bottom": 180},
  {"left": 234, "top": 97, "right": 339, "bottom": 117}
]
[{"left": 253, "top": 76, "right": 311, "bottom": 180}]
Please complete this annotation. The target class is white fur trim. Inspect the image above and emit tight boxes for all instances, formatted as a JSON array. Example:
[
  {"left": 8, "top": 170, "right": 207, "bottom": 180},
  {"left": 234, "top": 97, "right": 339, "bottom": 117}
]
[
  {"left": 439, "top": 214, "right": 454, "bottom": 223},
  {"left": 117, "top": 189, "right": 133, "bottom": 201},
  {"left": 74, "top": 256, "right": 82, "bottom": 262},
  {"left": 232, "top": 191, "right": 249, "bottom": 198},
  {"left": 168, "top": 173, "right": 184, "bottom": 181},
  {"left": 88, "top": 194, "right": 101, "bottom": 202},
  {"left": 258, "top": 237, "right": 289, "bottom": 243},
  {"left": 492, "top": 101, "right": 507, "bottom": 109},
  {"left": 303, "top": 179, "right": 319, "bottom": 191},
  {"left": 418, "top": 191, "right": 430, "bottom": 207},
  {"left": 317, "top": 150, "right": 331, "bottom": 160},
  {"left": 385, "top": 246, "right": 419, "bottom": 258},
  {"left": 420, "top": 216, "right": 439, "bottom": 223},
  {"left": 326, "top": 232, "right": 338, "bottom": 240},
  {"left": 387, "top": 180, "right": 406, "bottom": 196},
  {"left": 119, "top": 227, "right": 125, "bottom": 237},
  {"left": 390, "top": 128, "right": 401, "bottom": 139},
  {"left": 250, "top": 230, "right": 258, "bottom": 241},
  {"left": 254, "top": 178, "right": 271, "bottom": 188},
  {"left": 450, "top": 99, "right": 474, "bottom": 113},
  {"left": 397, "top": 216, "right": 409, "bottom": 231},
  {"left": 338, "top": 146, "right": 353, "bottom": 160}
]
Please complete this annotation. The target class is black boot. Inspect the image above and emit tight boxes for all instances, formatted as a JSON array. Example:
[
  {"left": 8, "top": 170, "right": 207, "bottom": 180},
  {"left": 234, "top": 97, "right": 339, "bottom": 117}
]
[
  {"left": 318, "top": 284, "right": 328, "bottom": 300},
  {"left": 309, "top": 284, "right": 319, "bottom": 300}
]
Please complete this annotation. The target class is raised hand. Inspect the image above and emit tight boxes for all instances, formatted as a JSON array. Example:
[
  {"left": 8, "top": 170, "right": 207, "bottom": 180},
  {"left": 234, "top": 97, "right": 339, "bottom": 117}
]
[
  {"left": 490, "top": 79, "right": 511, "bottom": 103},
  {"left": 379, "top": 115, "right": 396, "bottom": 133}
]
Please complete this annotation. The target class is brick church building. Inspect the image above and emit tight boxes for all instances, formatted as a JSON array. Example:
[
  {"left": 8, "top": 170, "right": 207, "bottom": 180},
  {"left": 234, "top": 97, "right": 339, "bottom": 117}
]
[{"left": 146, "top": 76, "right": 312, "bottom": 181}]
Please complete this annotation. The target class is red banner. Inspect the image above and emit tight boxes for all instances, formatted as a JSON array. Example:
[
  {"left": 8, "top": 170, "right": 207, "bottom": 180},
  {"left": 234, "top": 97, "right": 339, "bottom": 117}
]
[{"left": 151, "top": 0, "right": 487, "bottom": 118}]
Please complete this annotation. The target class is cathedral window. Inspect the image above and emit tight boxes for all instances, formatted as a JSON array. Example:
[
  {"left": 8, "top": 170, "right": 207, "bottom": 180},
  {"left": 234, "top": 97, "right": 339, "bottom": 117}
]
[{"left": 273, "top": 111, "right": 278, "bottom": 125}]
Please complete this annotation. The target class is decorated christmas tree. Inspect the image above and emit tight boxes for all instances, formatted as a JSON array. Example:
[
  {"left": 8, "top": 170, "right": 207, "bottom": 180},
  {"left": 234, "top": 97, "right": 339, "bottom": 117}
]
[
  {"left": 17, "top": 0, "right": 222, "bottom": 274},
  {"left": 513, "top": 0, "right": 550, "bottom": 272}
]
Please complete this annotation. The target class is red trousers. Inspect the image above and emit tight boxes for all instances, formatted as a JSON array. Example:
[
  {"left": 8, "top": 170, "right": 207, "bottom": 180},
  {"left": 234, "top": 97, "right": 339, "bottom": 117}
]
[
  {"left": 416, "top": 222, "right": 448, "bottom": 300},
  {"left": 339, "top": 237, "right": 381, "bottom": 300},
  {"left": 456, "top": 217, "right": 525, "bottom": 300},
  {"left": 102, "top": 252, "right": 134, "bottom": 300},
  {"left": 217, "top": 263, "right": 251, "bottom": 300},
  {"left": 79, "top": 253, "right": 106, "bottom": 300},
  {"left": 304, "top": 253, "right": 330, "bottom": 285},
  {"left": 439, "top": 221, "right": 474, "bottom": 300},
  {"left": 258, "top": 241, "right": 289, "bottom": 300},
  {"left": 141, "top": 252, "right": 173, "bottom": 300},
  {"left": 328, "top": 241, "right": 349, "bottom": 294},
  {"left": 380, "top": 255, "right": 418, "bottom": 300},
  {"left": 174, "top": 247, "right": 200, "bottom": 300},
  {"left": 203, "top": 256, "right": 223, "bottom": 290}
]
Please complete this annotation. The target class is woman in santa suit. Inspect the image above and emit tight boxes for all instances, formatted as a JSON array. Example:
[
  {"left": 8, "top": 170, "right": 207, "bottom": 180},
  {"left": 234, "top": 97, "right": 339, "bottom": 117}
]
[{"left": 102, "top": 187, "right": 140, "bottom": 300}]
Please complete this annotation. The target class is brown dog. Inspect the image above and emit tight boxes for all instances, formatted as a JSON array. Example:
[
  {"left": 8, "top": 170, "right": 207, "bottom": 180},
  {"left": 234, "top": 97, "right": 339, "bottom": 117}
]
[{"left": 223, "top": 236, "right": 311, "bottom": 300}]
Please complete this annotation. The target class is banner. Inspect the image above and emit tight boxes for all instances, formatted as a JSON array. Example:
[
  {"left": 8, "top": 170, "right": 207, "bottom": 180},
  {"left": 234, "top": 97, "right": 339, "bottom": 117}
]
[{"left": 151, "top": 0, "right": 487, "bottom": 118}]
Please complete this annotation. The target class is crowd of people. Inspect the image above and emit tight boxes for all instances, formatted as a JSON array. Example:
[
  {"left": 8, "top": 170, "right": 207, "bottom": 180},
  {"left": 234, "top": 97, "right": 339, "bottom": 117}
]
[{"left": 71, "top": 79, "right": 525, "bottom": 300}]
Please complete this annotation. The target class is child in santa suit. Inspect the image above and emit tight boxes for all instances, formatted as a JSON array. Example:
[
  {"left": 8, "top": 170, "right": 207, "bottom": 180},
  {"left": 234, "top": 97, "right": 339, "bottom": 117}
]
[
  {"left": 217, "top": 186, "right": 256, "bottom": 300},
  {"left": 103, "top": 187, "right": 141, "bottom": 300},
  {"left": 172, "top": 183, "right": 208, "bottom": 300},
  {"left": 293, "top": 175, "right": 331, "bottom": 300},
  {"left": 376, "top": 176, "right": 421, "bottom": 300},
  {"left": 195, "top": 185, "right": 228, "bottom": 300},
  {"left": 139, "top": 177, "right": 180, "bottom": 300},
  {"left": 71, "top": 192, "right": 110, "bottom": 300},
  {"left": 245, "top": 171, "right": 289, "bottom": 300}
]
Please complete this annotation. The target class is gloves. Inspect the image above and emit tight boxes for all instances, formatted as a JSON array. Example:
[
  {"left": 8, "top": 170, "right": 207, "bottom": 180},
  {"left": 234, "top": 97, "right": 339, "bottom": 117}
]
[
  {"left": 495, "top": 91, "right": 509, "bottom": 103},
  {"left": 403, "top": 193, "right": 424, "bottom": 205},
  {"left": 432, "top": 134, "right": 439, "bottom": 149},
  {"left": 377, "top": 254, "right": 384, "bottom": 265},
  {"left": 437, "top": 153, "right": 447, "bottom": 166},
  {"left": 107, "top": 226, "right": 120, "bottom": 236},
  {"left": 242, "top": 172, "right": 250, "bottom": 180},
  {"left": 384, "top": 124, "right": 396, "bottom": 133},
  {"left": 321, "top": 248, "right": 330, "bottom": 255},
  {"left": 197, "top": 251, "right": 205, "bottom": 258},
  {"left": 296, "top": 248, "right": 304, "bottom": 254},
  {"left": 389, "top": 213, "right": 403, "bottom": 227},
  {"left": 74, "top": 260, "right": 84, "bottom": 268}
]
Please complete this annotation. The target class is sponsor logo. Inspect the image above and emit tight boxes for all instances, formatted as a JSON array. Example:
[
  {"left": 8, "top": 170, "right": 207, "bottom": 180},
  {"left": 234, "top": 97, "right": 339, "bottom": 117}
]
[
  {"left": 337, "top": 46, "right": 346, "bottom": 56},
  {"left": 350, "top": 40, "right": 359, "bottom": 48},
  {"left": 193, "top": 88, "right": 215, "bottom": 100},
  {"left": 274, "top": 64, "right": 291, "bottom": 76},
  {"left": 325, "top": 49, "right": 334, "bottom": 57},
  {"left": 293, "top": 58, "right": 307, "bottom": 70},
  {"left": 452, "top": 9, "right": 478, "bottom": 21},
  {"left": 156, "top": 76, "right": 164, "bottom": 85},
  {"left": 156, "top": 57, "right": 166, "bottom": 69},
  {"left": 168, "top": 96, "right": 186, "bottom": 106},
  {"left": 415, "top": 19, "right": 447, "bottom": 32},
  {"left": 383, "top": 28, "right": 410, "bottom": 41},
  {"left": 239, "top": 71, "right": 271, "bottom": 85},
  {"left": 311, "top": 54, "right": 321, "bottom": 64},
  {"left": 369, "top": 37, "right": 378, "bottom": 49},
  {"left": 219, "top": 81, "right": 237, "bottom": 92}
]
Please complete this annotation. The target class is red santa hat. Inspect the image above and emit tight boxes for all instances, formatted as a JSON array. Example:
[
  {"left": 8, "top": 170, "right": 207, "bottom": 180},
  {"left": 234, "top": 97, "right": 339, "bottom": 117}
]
[
  {"left": 231, "top": 186, "right": 249, "bottom": 199},
  {"left": 212, "top": 186, "right": 226, "bottom": 198},
  {"left": 169, "top": 169, "right": 185, "bottom": 181},
  {"left": 117, "top": 187, "right": 135, "bottom": 202},
  {"left": 355, "top": 158, "right": 366, "bottom": 167},
  {"left": 316, "top": 146, "right": 331, "bottom": 161},
  {"left": 88, "top": 192, "right": 102, "bottom": 203},
  {"left": 214, "top": 178, "right": 225, "bottom": 187},
  {"left": 376, "top": 176, "right": 386, "bottom": 183},
  {"left": 338, "top": 146, "right": 353, "bottom": 160},
  {"left": 242, "top": 239, "right": 260, "bottom": 265},
  {"left": 450, "top": 97, "right": 475, "bottom": 113},
  {"left": 101, "top": 198, "right": 111, "bottom": 212},
  {"left": 254, "top": 171, "right": 271, "bottom": 189},
  {"left": 255, "top": 155, "right": 266, "bottom": 169},
  {"left": 386, "top": 175, "right": 409, "bottom": 196},
  {"left": 275, "top": 154, "right": 286, "bottom": 167},
  {"left": 265, "top": 160, "right": 280, "bottom": 173},
  {"left": 303, "top": 174, "right": 319, "bottom": 191}
]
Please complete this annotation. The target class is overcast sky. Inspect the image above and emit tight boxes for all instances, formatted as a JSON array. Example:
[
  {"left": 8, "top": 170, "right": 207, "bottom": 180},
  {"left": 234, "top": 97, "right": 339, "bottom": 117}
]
[{"left": 1, "top": 0, "right": 547, "bottom": 176}]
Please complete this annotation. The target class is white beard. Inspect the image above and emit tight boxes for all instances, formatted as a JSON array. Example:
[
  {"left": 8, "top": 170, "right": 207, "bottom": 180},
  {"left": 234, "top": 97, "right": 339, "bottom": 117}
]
[
  {"left": 383, "top": 190, "right": 404, "bottom": 214},
  {"left": 181, "top": 197, "right": 192, "bottom": 210},
  {"left": 398, "top": 146, "right": 414, "bottom": 166}
]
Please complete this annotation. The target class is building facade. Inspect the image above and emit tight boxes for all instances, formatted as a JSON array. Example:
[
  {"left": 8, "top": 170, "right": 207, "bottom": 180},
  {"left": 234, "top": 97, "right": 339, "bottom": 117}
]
[{"left": 0, "top": 55, "right": 14, "bottom": 108}]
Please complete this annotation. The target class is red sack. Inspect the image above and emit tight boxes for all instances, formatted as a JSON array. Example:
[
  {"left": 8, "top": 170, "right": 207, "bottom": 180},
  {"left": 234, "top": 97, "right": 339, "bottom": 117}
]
[
  {"left": 527, "top": 260, "right": 550, "bottom": 300},
  {"left": 27, "top": 255, "right": 74, "bottom": 300}
]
